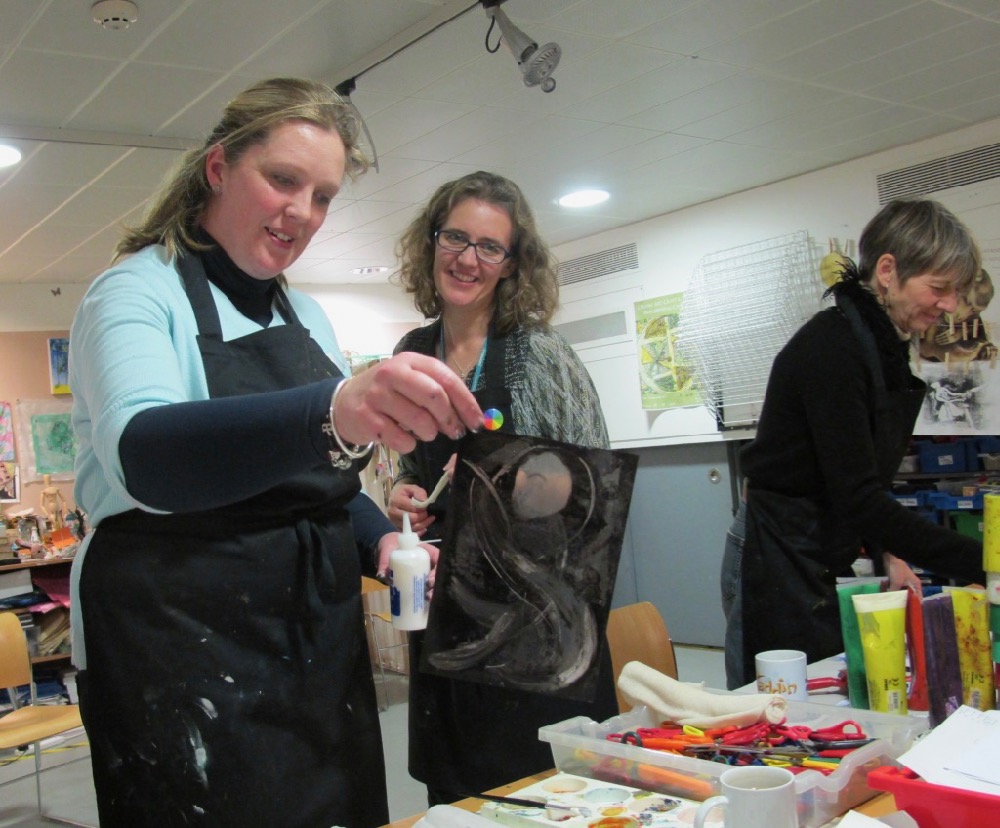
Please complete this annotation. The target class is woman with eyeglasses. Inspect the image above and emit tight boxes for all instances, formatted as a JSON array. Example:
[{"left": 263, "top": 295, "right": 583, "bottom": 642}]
[{"left": 387, "top": 170, "right": 616, "bottom": 806}]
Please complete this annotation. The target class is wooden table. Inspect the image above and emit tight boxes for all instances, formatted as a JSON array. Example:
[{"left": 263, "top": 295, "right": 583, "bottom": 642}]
[{"left": 381, "top": 770, "right": 896, "bottom": 827}]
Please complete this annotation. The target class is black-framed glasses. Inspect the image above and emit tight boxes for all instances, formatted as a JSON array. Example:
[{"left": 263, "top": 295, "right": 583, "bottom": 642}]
[{"left": 434, "top": 228, "right": 513, "bottom": 264}]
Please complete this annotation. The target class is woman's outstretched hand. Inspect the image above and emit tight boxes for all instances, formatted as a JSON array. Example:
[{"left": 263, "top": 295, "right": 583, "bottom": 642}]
[{"left": 333, "top": 353, "right": 482, "bottom": 454}]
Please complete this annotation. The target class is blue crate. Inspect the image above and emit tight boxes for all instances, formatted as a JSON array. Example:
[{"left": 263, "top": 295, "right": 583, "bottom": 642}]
[
  {"left": 977, "top": 436, "right": 1000, "bottom": 454},
  {"left": 927, "top": 491, "right": 984, "bottom": 511},
  {"left": 918, "top": 441, "right": 968, "bottom": 473},
  {"left": 892, "top": 491, "right": 927, "bottom": 508}
]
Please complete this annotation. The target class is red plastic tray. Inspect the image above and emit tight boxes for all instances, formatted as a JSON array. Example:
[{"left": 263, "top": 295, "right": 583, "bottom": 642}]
[{"left": 867, "top": 766, "right": 1000, "bottom": 828}]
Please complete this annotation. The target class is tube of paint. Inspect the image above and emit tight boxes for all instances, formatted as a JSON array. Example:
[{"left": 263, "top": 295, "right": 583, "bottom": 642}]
[
  {"left": 837, "top": 580, "right": 882, "bottom": 709},
  {"left": 983, "top": 493, "right": 1000, "bottom": 573},
  {"left": 944, "top": 586, "right": 994, "bottom": 711},
  {"left": 906, "top": 587, "right": 929, "bottom": 712},
  {"left": 923, "top": 592, "right": 964, "bottom": 727},
  {"left": 852, "top": 590, "right": 908, "bottom": 714}
]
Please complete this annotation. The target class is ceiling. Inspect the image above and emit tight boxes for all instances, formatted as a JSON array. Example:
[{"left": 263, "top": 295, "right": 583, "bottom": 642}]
[{"left": 1, "top": 0, "right": 999, "bottom": 289}]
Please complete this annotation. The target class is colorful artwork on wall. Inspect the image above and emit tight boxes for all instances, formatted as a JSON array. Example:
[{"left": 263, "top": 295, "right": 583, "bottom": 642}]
[
  {"left": 0, "top": 461, "right": 18, "bottom": 503},
  {"left": 14, "top": 399, "right": 76, "bottom": 482},
  {"left": 0, "top": 401, "right": 14, "bottom": 461},
  {"left": 48, "top": 337, "right": 70, "bottom": 395}
]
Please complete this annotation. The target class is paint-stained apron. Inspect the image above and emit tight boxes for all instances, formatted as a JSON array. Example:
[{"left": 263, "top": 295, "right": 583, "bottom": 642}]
[
  {"left": 739, "top": 293, "right": 925, "bottom": 681},
  {"left": 399, "top": 322, "right": 618, "bottom": 800},
  {"left": 77, "top": 252, "right": 388, "bottom": 828}
]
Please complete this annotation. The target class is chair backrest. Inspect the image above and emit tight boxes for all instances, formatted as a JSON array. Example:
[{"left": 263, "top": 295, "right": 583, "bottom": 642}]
[
  {"left": 0, "top": 611, "right": 33, "bottom": 690},
  {"left": 606, "top": 601, "right": 678, "bottom": 713}
]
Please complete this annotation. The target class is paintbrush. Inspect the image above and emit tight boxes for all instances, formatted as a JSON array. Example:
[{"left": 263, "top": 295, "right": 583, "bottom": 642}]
[{"left": 468, "top": 792, "right": 585, "bottom": 814}]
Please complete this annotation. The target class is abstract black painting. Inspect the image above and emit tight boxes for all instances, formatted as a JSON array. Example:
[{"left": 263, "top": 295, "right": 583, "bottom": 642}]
[{"left": 421, "top": 431, "right": 638, "bottom": 702}]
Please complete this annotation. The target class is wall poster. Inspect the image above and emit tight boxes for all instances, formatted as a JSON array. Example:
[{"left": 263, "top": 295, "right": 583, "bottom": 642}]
[
  {"left": 0, "top": 401, "right": 14, "bottom": 461},
  {"left": 0, "top": 461, "right": 19, "bottom": 503},
  {"left": 634, "top": 293, "right": 700, "bottom": 410},
  {"left": 48, "top": 337, "right": 70, "bottom": 395},
  {"left": 14, "top": 399, "right": 76, "bottom": 482}
]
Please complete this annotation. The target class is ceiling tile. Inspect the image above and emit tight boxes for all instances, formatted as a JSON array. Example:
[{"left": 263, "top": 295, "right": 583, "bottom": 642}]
[
  {"left": 364, "top": 97, "right": 475, "bottom": 156},
  {"left": 0, "top": 51, "right": 117, "bottom": 125},
  {"left": 626, "top": 0, "right": 818, "bottom": 55},
  {"left": 390, "top": 107, "right": 541, "bottom": 162},
  {"left": 546, "top": 0, "right": 700, "bottom": 39},
  {"left": 763, "top": 3, "right": 969, "bottom": 82},
  {"left": 815, "top": 20, "right": 1000, "bottom": 94},
  {"left": 69, "top": 63, "right": 224, "bottom": 134},
  {"left": 698, "top": 0, "right": 939, "bottom": 73}
]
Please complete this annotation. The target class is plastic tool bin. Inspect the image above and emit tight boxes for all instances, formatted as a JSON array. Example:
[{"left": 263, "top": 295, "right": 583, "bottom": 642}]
[
  {"left": 538, "top": 702, "right": 927, "bottom": 828},
  {"left": 867, "top": 766, "right": 999, "bottom": 828}
]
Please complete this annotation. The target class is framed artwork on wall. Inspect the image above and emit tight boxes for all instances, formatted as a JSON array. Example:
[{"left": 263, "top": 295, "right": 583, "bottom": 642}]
[
  {"left": 0, "top": 461, "right": 19, "bottom": 503},
  {"left": 48, "top": 337, "right": 70, "bottom": 395},
  {"left": 14, "top": 399, "right": 76, "bottom": 483},
  {"left": 0, "top": 401, "right": 14, "bottom": 461}
]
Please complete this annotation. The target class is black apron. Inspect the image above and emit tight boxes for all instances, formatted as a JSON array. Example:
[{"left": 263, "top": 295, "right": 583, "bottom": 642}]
[
  {"left": 400, "top": 321, "right": 618, "bottom": 801},
  {"left": 77, "top": 253, "right": 388, "bottom": 828},
  {"left": 739, "top": 294, "right": 925, "bottom": 681}
]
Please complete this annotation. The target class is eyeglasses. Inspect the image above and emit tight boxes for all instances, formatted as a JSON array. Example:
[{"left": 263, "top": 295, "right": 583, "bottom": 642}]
[{"left": 434, "top": 228, "right": 513, "bottom": 265}]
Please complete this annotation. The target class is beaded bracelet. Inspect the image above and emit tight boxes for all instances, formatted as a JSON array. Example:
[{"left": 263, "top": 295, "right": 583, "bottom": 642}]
[{"left": 322, "top": 378, "right": 374, "bottom": 469}]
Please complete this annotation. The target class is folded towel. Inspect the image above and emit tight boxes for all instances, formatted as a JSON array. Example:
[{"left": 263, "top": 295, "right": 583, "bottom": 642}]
[{"left": 618, "top": 660, "right": 787, "bottom": 728}]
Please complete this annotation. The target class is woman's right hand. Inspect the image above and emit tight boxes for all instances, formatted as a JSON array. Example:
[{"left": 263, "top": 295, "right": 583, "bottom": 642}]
[
  {"left": 387, "top": 482, "right": 435, "bottom": 536},
  {"left": 332, "top": 352, "right": 482, "bottom": 454}
]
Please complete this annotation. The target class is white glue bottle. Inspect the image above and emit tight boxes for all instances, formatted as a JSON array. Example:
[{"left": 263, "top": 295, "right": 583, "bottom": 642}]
[{"left": 389, "top": 512, "right": 430, "bottom": 630}]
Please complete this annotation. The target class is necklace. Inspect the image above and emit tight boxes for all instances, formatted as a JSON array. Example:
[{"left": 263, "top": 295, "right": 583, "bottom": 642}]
[{"left": 441, "top": 319, "right": 488, "bottom": 387}]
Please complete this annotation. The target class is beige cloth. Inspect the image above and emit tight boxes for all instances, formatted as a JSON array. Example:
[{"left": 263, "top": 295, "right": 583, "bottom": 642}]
[{"left": 617, "top": 660, "right": 787, "bottom": 728}]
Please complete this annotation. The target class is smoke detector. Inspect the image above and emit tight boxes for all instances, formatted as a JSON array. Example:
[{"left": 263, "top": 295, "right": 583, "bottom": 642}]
[{"left": 92, "top": 0, "right": 139, "bottom": 31}]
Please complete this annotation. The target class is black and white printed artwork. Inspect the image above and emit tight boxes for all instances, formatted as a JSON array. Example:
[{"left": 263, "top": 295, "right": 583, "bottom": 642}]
[{"left": 421, "top": 431, "right": 638, "bottom": 702}]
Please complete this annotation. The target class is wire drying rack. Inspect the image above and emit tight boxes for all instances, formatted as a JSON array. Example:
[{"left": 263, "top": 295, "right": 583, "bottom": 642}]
[{"left": 676, "top": 230, "right": 822, "bottom": 429}]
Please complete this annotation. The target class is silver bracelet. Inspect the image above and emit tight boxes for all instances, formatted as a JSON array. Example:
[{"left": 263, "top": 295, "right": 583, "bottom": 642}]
[{"left": 323, "top": 378, "right": 374, "bottom": 469}]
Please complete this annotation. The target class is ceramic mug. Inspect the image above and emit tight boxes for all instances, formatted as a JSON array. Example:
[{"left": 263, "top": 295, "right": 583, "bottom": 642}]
[
  {"left": 694, "top": 766, "right": 797, "bottom": 828},
  {"left": 755, "top": 648, "right": 808, "bottom": 701}
]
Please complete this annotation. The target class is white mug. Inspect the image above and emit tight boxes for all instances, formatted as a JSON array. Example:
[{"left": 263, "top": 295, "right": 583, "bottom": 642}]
[
  {"left": 755, "top": 648, "right": 808, "bottom": 701},
  {"left": 694, "top": 766, "right": 797, "bottom": 828}
]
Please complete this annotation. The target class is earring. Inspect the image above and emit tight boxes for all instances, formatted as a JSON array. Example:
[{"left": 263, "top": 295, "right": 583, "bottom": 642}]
[{"left": 212, "top": 183, "right": 222, "bottom": 194}]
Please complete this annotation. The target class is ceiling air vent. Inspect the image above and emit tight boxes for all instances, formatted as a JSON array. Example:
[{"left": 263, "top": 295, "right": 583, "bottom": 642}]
[
  {"left": 877, "top": 143, "right": 1000, "bottom": 204},
  {"left": 557, "top": 243, "right": 638, "bottom": 286}
]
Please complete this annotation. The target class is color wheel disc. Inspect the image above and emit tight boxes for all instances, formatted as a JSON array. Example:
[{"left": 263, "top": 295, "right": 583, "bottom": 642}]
[{"left": 483, "top": 408, "right": 504, "bottom": 430}]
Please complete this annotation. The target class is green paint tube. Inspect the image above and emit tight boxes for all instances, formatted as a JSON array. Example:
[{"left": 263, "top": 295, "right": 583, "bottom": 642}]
[{"left": 837, "top": 579, "right": 882, "bottom": 709}]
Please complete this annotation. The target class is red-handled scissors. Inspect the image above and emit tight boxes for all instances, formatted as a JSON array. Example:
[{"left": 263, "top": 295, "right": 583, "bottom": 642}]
[{"left": 809, "top": 721, "right": 866, "bottom": 742}]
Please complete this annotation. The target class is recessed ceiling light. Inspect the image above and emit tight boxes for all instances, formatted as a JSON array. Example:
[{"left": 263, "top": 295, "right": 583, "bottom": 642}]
[
  {"left": 0, "top": 144, "right": 22, "bottom": 168},
  {"left": 351, "top": 266, "right": 390, "bottom": 276},
  {"left": 558, "top": 189, "right": 609, "bottom": 208}
]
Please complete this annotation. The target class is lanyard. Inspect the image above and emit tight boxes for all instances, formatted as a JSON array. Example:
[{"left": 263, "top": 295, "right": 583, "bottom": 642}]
[{"left": 439, "top": 325, "right": 489, "bottom": 392}]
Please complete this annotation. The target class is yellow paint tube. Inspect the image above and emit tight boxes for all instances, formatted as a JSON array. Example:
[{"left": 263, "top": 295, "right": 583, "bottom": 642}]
[
  {"left": 944, "top": 586, "right": 994, "bottom": 711},
  {"left": 984, "top": 493, "right": 1000, "bottom": 571},
  {"left": 852, "top": 590, "right": 909, "bottom": 715}
]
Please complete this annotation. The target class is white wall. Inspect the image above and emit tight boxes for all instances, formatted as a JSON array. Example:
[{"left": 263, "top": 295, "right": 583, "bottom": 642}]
[
  {"left": 553, "top": 116, "right": 1000, "bottom": 449},
  {"left": 300, "top": 281, "right": 422, "bottom": 359}
]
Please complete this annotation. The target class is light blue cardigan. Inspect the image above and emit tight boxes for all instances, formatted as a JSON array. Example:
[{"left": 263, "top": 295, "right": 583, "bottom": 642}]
[{"left": 68, "top": 245, "right": 350, "bottom": 667}]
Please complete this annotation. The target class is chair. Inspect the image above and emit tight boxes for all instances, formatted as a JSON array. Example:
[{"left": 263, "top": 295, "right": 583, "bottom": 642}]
[
  {"left": 606, "top": 601, "right": 678, "bottom": 713},
  {"left": 360, "top": 576, "right": 409, "bottom": 710},
  {"left": 0, "top": 611, "right": 90, "bottom": 826}
]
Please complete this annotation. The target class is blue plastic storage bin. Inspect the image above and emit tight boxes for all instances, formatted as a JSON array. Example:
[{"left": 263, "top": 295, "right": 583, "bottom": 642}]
[{"left": 918, "top": 441, "right": 968, "bottom": 473}]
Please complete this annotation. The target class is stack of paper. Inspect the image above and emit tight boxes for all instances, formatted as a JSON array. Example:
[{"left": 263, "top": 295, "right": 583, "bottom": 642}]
[{"left": 897, "top": 705, "right": 1000, "bottom": 797}]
